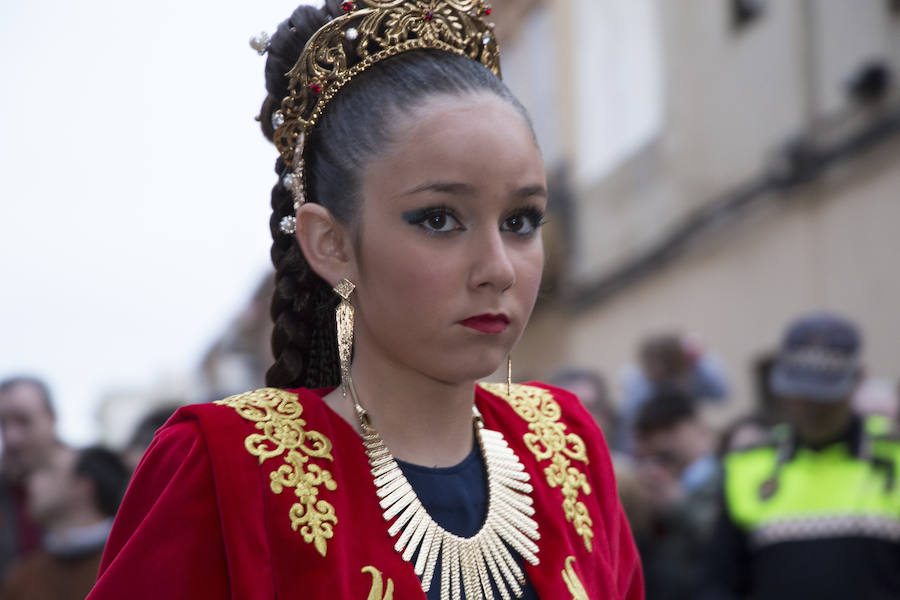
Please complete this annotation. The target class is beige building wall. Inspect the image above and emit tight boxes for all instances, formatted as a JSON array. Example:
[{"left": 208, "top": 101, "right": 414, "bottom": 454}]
[
  {"left": 516, "top": 140, "right": 900, "bottom": 417},
  {"left": 499, "top": 0, "right": 900, "bottom": 417}
]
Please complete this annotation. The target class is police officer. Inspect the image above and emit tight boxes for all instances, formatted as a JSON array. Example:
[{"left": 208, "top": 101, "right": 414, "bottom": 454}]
[{"left": 701, "top": 312, "right": 900, "bottom": 599}]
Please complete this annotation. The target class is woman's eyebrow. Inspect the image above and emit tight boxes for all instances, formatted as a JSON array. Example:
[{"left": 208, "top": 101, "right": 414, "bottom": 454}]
[
  {"left": 400, "top": 181, "right": 476, "bottom": 196},
  {"left": 401, "top": 181, "right": 549, "bottom": 199},
  {"left": 514, "top": 184, "right": 548, "bottom": 199}
]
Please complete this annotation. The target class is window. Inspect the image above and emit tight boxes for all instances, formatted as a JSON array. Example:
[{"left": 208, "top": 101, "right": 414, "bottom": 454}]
[{"left": 571, "top": 0, "right": 663, "bottom": 184}]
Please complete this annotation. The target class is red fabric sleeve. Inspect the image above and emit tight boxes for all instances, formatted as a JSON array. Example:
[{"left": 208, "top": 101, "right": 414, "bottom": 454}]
[{"left": 87, "top": 421, "right": 230, "bottom": 599}]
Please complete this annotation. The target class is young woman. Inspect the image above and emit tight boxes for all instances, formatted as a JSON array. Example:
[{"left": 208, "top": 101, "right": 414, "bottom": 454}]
[{"left": 88, "top": 1, "right": 643, "bottom": 598}]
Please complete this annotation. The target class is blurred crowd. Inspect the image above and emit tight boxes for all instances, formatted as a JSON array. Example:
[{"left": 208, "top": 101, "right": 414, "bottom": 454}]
[
  {"left": 551, "top": 311, "right": 900, "bottom": 599},
  {"left": 0, "top": 379, "right": 175, "bottom": 600},
  {"left": 2, "top": 311, "right": 898, "bottom": 599}
]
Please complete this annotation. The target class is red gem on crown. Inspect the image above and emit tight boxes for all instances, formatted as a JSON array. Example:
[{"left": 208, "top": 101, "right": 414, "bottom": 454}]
[
  {"left": 309, "top": 83, "right": 322, "bottom": 94},
  {"left": 485, "top": 7, "right": 492, "bottom": 15},
  {"left": 341, "top": 1, "right": 354, "bottom": 12},
  {"left": 424, "top": 10, "right": 434, "bottom": 21}
]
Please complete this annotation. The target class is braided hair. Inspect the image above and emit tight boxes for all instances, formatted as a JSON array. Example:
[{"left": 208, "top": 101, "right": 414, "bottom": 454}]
[{"left": 260, "top": 0, "right": 533, "bottom": 389}]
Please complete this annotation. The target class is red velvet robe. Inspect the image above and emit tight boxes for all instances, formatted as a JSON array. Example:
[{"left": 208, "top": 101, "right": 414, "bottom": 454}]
[{"left": 88, "top": 383, "right": 642, "bottom": 599}]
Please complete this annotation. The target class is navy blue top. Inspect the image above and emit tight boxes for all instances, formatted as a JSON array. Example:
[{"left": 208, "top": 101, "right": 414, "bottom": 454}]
[{"left": 398, "top": 444, "right": 539, "bottom": 600}]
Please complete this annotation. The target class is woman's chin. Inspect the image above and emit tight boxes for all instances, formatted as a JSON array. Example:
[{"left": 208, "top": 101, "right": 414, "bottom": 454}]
[{"left": 432, "top": 358, "right": 508, "bottom": 386}]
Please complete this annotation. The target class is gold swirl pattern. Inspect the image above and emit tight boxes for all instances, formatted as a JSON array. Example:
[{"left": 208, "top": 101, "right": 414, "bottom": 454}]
[
  {"left": 480, "top": 383, "right": 595, "bottom": 551},
  {"left": 216, "top": 388, "right": 338, "bottom": 556},
  {"left": 362, "top": 565, "right": 395, "bottom": 600},
  {"left": 561, "top": 556, "right": 589, "bottom": 600}
]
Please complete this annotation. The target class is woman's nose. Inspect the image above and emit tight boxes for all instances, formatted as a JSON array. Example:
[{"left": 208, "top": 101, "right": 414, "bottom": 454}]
[{"left": 468, "top": 229, "right": 516, "bottom": 292}]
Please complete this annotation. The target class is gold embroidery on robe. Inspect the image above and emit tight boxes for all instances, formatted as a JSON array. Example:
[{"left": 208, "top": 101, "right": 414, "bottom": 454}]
[
  {"left": 480, "top": 383, "right": 595, "bottom": 551},
  {"left": 216, "top": 388, "right": 338, "bottom": 556},
  {"left": 562, "top": 556, "right": 589, "bottom": 600},
  {"left": 362, "top": 566, "right": 394, "bottom": 600}
]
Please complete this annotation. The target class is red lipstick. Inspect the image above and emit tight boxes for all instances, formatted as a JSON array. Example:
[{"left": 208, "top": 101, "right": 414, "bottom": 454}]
[{"left": 459, "top": 313, "right": 510, "bottom": 334}]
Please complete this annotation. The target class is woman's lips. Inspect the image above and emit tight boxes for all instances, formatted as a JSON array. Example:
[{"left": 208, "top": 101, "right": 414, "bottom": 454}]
[{"left": 459, "top": 314, "right": 510, "bottom": 334}]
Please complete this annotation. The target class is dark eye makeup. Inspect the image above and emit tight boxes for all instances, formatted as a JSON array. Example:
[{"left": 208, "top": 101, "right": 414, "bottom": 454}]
[
  {"left": 501, "top": 207, "right": 546, "bottom": 235},
  {"left": 401, "top": 205, "right": 464, "bottom": 234},
  {"left": 402, "top": 204, "right": 546, "bottom": 236}
]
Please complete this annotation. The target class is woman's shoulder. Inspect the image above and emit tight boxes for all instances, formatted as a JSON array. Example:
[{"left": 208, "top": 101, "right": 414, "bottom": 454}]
[
  {"left": 476, "top": 379, "right": 584, "bottom": 404},
  {"left": 168, "top": 387, "right": 332, "bottom": 432},
  {"left": 475, "top": 380, "right": 611, "bottom": 477},
  {"left": 475, "top": 380, "right": 599, "bottom": 433},
  {"left": 148, "top": 387, "right": 341, "bottom": 469}
]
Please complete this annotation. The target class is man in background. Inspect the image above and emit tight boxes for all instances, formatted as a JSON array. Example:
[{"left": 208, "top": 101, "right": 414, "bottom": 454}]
[
  {"left": 620, "top": 332, "right": 730, "bottom": 451},
  {"left": 631, "top": 386, "right": 720, "bottom": 600},
  {"left": 0, "top": 446, "right": 128, "bottom": 600},
  {"left": 0, "top": 377, "right": 59, "bottom": 581},
  {"left": 702, "top": 312, "right": 900, "bottom": 599}
]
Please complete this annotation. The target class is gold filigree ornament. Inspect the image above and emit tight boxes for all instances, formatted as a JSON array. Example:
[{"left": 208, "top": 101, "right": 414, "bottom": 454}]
[
  {"left": 355, "top": 396, "right": 540, "bottom": 600},
  {"left": 216, "top": 388, "right": 338, "bottom": 556},
  {"left": 561, "top": 556, "right": 589, "bottom": 600},
  {"left": 480, "top": 383, "right": 595, "bottom": 551},
  {"left": 362, "top": 565, "right": 395, "bottom": 600},
  {"left": 271, "top": 0, "right": 500, "bottom": 210}
]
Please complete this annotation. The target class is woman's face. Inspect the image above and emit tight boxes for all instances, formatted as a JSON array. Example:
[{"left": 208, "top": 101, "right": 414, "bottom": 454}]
[{"left": 350, "top": 92, "right": 546, "bottom": 385}]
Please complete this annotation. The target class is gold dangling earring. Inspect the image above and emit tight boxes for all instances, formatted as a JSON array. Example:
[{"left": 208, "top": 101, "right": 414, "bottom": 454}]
[
  {"left": 333, "top": 278, "right": 356, "bottom": 398},
  {"left": 507, "top": 355, "right": 512, "bottom": 396}
]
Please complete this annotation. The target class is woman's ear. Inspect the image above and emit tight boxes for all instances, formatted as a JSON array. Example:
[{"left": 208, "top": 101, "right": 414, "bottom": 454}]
[{"left": 294, "top": 203, "right": 355, "bottom": 286}]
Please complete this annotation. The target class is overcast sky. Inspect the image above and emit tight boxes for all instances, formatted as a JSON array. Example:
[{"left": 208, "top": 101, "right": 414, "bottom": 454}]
[{"left": 0, "top": 1, "right": 318, "bottom": 444}]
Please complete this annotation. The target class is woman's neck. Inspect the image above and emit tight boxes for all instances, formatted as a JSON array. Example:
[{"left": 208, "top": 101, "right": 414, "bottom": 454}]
[{"left": 323, "top": 356, "right": 477, "bottom": 468}]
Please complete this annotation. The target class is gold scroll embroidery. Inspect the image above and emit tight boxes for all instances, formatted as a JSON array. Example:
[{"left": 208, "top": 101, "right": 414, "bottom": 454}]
[
  {"left": 216, "top": 388, "right": 338, "bottom": 556},
  {"left": 562, "top": 556, "right": 589, "bottom": 600},
  {"left": 480, "top": 383, "right": 595, "bottom": 551},
  {"left": 362, "top": 566, "right": 394, "bottom": 600}
]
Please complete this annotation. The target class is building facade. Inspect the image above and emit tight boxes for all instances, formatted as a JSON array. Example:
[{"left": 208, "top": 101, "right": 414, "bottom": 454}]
[{"left": 497, "top": 0, "right": 900, "bottom": 417}]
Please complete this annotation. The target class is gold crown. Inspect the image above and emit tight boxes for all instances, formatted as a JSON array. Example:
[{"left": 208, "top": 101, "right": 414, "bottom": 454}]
[{"left": 272, "top": 0, "right": 500, "bottom": 168}]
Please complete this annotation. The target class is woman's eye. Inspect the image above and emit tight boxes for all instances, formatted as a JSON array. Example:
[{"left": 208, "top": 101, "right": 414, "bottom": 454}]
[
  {"left": 501, "top": 210, "right": 545, "bottom": 235},
  {"left": 406, "top": 208, "right": 463, "bottom": 233},
  {"left": 425, "top": 213, "right": 454, "bottom": 232}
]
